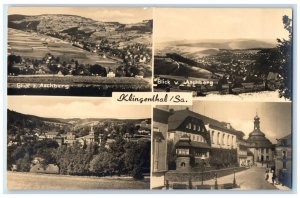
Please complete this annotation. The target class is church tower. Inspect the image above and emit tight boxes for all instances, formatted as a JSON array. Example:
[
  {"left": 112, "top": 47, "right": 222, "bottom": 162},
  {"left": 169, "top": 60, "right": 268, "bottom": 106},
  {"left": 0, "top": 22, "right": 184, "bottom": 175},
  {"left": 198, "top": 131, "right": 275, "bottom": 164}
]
[{"left": 254, "top": 113, "right": 260, "bottom": 130}]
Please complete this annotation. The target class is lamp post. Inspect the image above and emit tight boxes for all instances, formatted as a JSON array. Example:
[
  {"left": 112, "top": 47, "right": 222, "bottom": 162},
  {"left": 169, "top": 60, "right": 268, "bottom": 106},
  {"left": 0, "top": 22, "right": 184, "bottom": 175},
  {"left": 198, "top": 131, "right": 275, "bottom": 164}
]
[
  {"left": 214, "top": 173, "right": 218, "bottom": 189},
  {"left": 233, "top": 166, "right": 237, "bottom": 187},
  {"left": 201, "top": 155, "right": 206, "bottom": 185}
]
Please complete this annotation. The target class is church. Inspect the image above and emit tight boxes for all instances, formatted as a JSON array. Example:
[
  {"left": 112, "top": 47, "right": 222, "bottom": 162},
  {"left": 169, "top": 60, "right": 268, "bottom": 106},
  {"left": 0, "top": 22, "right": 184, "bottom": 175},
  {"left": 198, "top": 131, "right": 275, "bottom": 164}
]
[{"left": 247, "top": 114, "right": 275, "bottom": 164}]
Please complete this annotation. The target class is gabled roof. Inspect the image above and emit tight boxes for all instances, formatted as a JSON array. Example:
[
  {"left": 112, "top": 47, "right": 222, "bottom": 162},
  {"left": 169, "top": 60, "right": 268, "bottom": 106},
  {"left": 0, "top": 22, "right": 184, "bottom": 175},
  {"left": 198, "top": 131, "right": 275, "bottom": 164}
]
[
  {"left": 278, "top": 134, "right": 292, "bottom": 141},
  {"left": 168, "top": 109, "right": 244, "bottom": 136},
  {"left": 153, "top": 131, "right": 165, "bottom": 141}
]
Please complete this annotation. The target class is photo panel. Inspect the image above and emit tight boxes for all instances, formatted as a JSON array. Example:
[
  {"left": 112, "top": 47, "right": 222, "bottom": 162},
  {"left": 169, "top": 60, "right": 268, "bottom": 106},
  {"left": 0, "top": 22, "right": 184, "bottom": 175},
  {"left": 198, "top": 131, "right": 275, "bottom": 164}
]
[
  {"left": 7, "top": 96, "right": 151, "bottom": 190},
  {"left": 7, "top": 7, "right": 153, "bottom": 97},
  {"left": 153, "top": 8, "right": 293, "bottom": 101},
  {"left": 152, "top": 101, "right": 292, "bottom": 190}
]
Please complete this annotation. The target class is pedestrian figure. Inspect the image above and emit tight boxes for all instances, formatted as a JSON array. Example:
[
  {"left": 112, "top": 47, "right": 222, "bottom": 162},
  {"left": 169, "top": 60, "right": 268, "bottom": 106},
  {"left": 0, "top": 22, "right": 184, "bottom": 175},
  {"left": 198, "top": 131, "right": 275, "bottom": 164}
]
[
  {"left": 272, "top": 171, "right": 276, "bottom": 185},
  {"left": 265, "top": 173, "right": 269, "bottom": 180}
]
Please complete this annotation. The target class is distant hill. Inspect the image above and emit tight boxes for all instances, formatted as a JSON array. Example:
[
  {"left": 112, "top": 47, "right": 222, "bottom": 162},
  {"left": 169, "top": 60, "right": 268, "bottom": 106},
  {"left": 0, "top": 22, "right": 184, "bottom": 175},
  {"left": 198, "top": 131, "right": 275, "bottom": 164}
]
[
  {"left": 165, "top": 39, "right": 276, "bottom": 50},
  {"left": 7, "top": 109, "right": 150, "bottom": 136},
  {"left": 8, "top": 14, "right": 153, "bottom": 35},
  {"left": 7, "top": 109, "right": 68, "bottom": 136}
]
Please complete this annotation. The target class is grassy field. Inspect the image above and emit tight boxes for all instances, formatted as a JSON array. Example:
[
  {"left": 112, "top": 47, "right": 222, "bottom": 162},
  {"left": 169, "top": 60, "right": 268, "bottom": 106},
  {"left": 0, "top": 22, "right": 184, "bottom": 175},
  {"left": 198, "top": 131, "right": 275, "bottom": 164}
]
[
  {"left": 8, "top": 28, "right": 118, "bottom": 66},
  {"left": 7, "top": 76, "right": 151, "bottom": 96},
  {"left": 7, "top": 171, "right": 150, "bottom": 190}
]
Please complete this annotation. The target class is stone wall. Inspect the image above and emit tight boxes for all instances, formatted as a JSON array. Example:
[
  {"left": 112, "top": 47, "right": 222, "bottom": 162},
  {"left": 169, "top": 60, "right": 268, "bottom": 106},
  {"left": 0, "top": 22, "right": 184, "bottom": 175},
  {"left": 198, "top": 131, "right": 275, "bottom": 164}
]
[
  {"left": 176, "top": 156, "right": 191, "bottom": 171},
  {"left": 165, "top": 167, "right": 247, "bottom": 183}
]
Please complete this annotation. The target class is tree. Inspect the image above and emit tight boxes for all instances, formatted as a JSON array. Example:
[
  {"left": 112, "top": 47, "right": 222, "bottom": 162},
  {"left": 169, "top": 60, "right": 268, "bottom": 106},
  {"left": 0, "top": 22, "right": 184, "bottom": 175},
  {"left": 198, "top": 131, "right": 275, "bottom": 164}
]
[
  {"left": 277, "top": 15, "right": 292, "bottom": 99},
  {"left": 16, "top": 153, "right": 31, "bottom": 172},
  {"left": 49, "top": 64, "right": 59, "bottom": 74},
  {"left": 90, "top": 64, "right": 107, "bottom": 76}
]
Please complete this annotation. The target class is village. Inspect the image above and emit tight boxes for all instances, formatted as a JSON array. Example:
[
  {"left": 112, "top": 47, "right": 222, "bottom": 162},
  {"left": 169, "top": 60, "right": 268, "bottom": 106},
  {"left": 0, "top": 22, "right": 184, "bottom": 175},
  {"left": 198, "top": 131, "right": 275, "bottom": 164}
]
[{"left": 7, "top": 110, "right": 151, "bottom": 177}]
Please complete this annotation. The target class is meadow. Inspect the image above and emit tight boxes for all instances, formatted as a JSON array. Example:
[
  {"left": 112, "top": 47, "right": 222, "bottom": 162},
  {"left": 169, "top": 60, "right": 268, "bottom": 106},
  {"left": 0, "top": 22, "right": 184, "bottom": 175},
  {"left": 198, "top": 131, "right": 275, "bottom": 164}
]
[
  {"left": 8, "top": 28, "right": 118, "bottom": 66},
  {"left": 7, "top": 171, "right": 150, "bottom": 190}
]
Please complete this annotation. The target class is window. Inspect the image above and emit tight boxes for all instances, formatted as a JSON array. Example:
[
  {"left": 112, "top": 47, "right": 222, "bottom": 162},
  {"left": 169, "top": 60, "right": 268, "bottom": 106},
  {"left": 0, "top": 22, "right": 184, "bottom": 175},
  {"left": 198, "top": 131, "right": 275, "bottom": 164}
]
[
  {"left": 217, "top": 133, "right": 220, "bottom": 145},
  {"left": 177, "top": 149, "right": 189, "bottom": 155},
  {"left": 181, "top": 162, "right": 186, "bottom": 167},
  {"left": 227, "top": 135, "right": 230, "bottom": 145},
  {"left": 198, "top": 126, "right": 201, "bottom": 131},
  {"left": 283, "top": 151, "right": 287, "bottom": 169},
  {"left": 211, "top": 131, "right": 214, "bottom": 144},
  {"left": 193, "top": 124, "right": 196, "bottom": 130},
  {"left": 222, "top": 134, "right": 225, "bottom": 145},
  {"left": 188, "top": 123, "right": 192, "bottom": 129}
]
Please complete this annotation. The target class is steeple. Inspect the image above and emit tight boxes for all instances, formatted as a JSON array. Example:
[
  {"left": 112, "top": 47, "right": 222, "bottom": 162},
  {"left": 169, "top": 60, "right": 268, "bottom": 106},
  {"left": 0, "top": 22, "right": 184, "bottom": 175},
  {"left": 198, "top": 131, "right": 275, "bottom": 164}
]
[
  {"left": 254, "top": 113, "right": 260, "bottom": 130},
  {"left": 89, "top": 124, "right": 94, "bottom": 135}
]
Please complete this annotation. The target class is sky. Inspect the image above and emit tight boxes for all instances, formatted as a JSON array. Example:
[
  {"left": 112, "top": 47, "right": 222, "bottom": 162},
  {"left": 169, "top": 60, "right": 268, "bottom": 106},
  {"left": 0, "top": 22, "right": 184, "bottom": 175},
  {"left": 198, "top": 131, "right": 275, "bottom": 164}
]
[
  {"left": 7, "top": 96, "right": 151, "bottom": 119},
  {"left": 155, "top": 8, "right": 292, "bottom": 43},
  {"left": 8, "top": 7, "right": 153, "bottom": 24},
  {"left": 170, "top": 101, "right": 292, "bottom": 143}
]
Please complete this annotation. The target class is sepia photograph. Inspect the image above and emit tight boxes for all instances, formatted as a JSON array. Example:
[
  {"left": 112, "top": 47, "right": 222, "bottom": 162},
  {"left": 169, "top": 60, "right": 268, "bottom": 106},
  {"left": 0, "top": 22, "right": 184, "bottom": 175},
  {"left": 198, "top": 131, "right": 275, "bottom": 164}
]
[
  {"left": 6, "top": 96, "right": 151, "bottom": 190},
  {"left": 7, "top": 7, "right": 153, "bottom": 97},
  {"left": 153, "top": 8, "right": 293, "bottom": 100},
  {"left": 152, "top": 101, "right": 292, "bottom": 190}
]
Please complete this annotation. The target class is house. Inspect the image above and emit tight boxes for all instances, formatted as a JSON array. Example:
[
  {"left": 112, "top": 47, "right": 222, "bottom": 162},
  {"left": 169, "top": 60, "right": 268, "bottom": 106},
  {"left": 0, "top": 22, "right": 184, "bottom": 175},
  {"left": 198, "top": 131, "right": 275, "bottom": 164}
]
[
  {"left": 30, "top": 164, "right": 59, "bottom": 174},
  {"left": 107, "top": 71, "right": 116, "bottom": 78},
  {"left": 275, "top": 134, "right": 292, "bottom": 188},
  {"left": 64, "top": 132, "right": 76, "bottom": 146},
  {"left": 166, "top": 108, "right": 212, "bottom": 168},
  {"left": 45, "top": 131, "right": 59, "bottom": 139},
  {"left": 105, "top": 138, "right": 115, "bottom": 149}
]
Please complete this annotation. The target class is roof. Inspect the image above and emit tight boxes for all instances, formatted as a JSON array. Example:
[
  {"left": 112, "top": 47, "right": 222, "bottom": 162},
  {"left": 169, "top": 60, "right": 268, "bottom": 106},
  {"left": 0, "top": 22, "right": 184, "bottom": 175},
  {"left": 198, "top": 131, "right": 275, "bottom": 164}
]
[
  {"left": 247, "top": 129, "right": 273, "bottom": 148},
  {"left": 153, "top": 108, "right": 172, "bottom": 124},
  {"left": 46, "top": 131, "right": 59, "bottom": 135},
  {"left": 175, "top": 137, "right": 210, "bottom": 149},
  {"left": 168, "top": 109, "right": 244, "bottom": 136},
  {"left": 153, "top": 131, "right": 165, "bottom": 141},
  {"left": 247, "top": 149, "right": 254, "bottom": 156},
  {"left": 239, "top": 144, "right": 248, "bottom": 150},
  {"left": 278, "top": 134, "right": 292, "bottom": 141},
  {"left": 276, "top": 133, "right": 292, "bottom": 147}
]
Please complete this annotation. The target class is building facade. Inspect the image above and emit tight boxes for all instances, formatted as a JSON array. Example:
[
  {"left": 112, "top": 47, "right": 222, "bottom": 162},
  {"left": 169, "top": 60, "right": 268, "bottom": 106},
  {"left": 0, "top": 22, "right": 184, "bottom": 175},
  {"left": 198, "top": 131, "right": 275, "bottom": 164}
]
[
  {"left": 247, "top": 114, "right": 275, "bottom": 165},
  {"left": 275, "top": 134, "right": 292, "bottom": 188}
]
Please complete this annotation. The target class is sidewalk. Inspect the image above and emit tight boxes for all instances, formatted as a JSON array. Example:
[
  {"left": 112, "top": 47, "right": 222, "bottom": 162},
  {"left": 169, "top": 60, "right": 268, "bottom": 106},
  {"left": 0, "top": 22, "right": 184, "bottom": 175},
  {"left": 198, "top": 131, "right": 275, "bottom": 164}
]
[{"left": 266, "top": 172, "right": 291, "bottom": 190}]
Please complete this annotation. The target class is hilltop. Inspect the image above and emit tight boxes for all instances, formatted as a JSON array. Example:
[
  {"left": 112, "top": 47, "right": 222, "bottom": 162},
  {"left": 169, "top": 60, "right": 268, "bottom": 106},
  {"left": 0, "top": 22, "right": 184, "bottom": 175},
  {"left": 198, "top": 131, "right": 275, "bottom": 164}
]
[{"left": 8, "top": 14, "right": 153, "bottom": 42}]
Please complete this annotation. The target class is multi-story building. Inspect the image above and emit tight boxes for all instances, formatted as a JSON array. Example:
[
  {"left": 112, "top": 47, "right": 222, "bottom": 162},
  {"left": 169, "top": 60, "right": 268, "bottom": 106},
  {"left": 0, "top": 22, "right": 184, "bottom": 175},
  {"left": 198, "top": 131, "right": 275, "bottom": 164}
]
[
  {"left": 275, "top": 134, "right": 292, "bottom": 188},
  {"left": 167, "top": 108, "right": 211, "bottom": 168},
  {"left": 152, "top": 107, "right": 170, "bottom": 173},
  {"left": 63, "top": 132, "right": 76, "bottom": 146},
  {"left": 152, "top": 107, "right": 172, "bottom": 188}
]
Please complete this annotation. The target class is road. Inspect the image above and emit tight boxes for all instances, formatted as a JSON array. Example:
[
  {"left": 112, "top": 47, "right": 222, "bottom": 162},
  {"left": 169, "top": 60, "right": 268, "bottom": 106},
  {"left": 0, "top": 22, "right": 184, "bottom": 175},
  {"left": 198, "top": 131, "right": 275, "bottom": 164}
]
[{"left": 202, "top": 166, "right": 278, "bottom": 190}]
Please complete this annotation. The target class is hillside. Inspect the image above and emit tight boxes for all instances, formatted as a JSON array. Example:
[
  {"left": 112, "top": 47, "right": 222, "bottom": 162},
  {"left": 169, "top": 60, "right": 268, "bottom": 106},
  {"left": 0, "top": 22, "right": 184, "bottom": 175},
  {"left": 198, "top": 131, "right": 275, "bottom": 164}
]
[
  {"left": 154, "top": 57, "right": 213, "bottom": 78},
  {"left": 8, "top": 14, "right": 153, "bottom": 39},
  {"left": 7, "top": 109, "right": 68, "bottom": 136},
  {"left": 7, "top": 109, "right": 150, "bottom": 136}
]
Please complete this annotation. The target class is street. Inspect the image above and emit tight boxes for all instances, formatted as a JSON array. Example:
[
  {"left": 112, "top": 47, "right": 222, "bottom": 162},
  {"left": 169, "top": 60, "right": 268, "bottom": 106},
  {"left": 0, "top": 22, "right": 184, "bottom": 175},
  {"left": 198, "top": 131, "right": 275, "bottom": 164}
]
[{"left": 202, "top": 166, "right": 278, "bottom": 190}]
